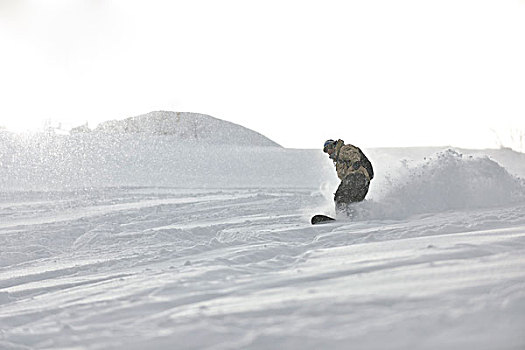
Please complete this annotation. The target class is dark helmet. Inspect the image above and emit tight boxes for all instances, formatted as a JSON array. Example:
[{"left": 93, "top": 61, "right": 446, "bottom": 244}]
[{"left": 323, "top": 139, "right": 336, "bottom": 153}]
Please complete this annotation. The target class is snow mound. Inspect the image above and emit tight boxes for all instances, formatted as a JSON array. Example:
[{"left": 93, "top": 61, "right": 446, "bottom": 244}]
[
  {"left": 355, "top": 149, "right": 525, "bottom": 220},
  {"left": 84, "top": 111, "right": 281, "bottom": 147}
]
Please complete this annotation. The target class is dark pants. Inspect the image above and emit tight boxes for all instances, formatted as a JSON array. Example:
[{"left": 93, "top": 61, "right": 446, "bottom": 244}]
[{"left": 334, "top": 172, "right": 370, "bottom": 215}]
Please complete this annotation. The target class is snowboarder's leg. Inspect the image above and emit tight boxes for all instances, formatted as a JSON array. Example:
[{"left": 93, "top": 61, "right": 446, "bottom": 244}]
[{"left": 334, "top": 172, "right": 370, "bottom": 217}]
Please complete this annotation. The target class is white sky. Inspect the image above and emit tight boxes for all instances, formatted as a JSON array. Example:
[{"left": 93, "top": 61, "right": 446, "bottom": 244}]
[{"left": 1, "top": 0, "right": 524, "bottom": 149}]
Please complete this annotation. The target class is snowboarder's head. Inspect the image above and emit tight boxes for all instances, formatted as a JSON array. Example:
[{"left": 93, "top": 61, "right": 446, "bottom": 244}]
[{"left": 323, "top": 139, "right": 336, "bottom": 155}]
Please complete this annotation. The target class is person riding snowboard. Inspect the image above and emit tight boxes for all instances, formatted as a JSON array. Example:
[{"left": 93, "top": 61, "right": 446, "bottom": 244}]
[{"left": 323, "top": 139, "right": 374, "bottom": 216}]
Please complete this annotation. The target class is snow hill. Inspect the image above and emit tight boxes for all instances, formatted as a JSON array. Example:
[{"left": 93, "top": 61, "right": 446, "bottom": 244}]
[
  {"left": 74, "top": 111, "right": 281, "bottom": 147},
  {"left": 1, "top": 127, "right": 525, "bottom": 349}
]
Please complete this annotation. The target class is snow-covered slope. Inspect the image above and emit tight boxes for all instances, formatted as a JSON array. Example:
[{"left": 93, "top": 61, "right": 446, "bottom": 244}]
[{"left": 1, "top": 132, "right": 525, "bottom": 350}]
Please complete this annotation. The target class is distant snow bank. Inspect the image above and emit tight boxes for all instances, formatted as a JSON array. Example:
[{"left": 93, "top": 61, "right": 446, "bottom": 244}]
[
  {"left": 1, "top": 131, "right": 525, "bottom": 218},
  {"left": 76, "top": 111, "right": 281, "bottom": 148}
]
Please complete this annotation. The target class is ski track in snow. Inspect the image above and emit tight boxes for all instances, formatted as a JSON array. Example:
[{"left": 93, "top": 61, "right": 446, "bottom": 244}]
[{"left": 1, "top": 187, "right": 525, "bottom": 350}]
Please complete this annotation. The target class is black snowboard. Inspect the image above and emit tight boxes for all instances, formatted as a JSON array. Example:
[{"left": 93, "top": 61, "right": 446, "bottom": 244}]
[{"left": 311, "top": 214, "right": 336, "bottom": 225}]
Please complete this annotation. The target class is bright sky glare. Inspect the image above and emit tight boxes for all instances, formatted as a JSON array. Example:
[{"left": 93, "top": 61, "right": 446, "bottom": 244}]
[{"left": 1, "top": 0, "right": 524, "bottom": 149}]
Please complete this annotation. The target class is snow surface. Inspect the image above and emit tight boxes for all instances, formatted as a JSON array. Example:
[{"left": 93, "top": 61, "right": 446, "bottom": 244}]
[{"left": 1, "top": 131, "right": 525, "bottom": 350}]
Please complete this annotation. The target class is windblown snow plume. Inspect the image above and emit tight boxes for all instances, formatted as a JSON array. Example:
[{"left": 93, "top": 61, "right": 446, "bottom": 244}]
[
  {"left": 355, "top": 149, "right": 525, "bottom": 220},
  {"left": 0, "top": 131, "right": 325, "bottom": 191}
]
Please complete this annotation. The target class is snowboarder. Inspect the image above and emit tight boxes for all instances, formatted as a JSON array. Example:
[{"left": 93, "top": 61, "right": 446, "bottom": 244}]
[{"left": 323, "top": 139, "right": 374, "bottom": 216}]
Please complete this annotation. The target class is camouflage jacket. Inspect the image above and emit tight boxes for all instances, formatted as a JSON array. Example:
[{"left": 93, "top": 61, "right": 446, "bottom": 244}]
[{"left": 329, "top": 139, "right": 374, "bottom": 181}]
